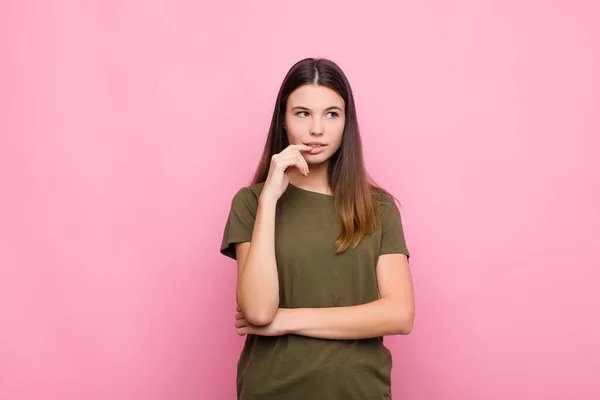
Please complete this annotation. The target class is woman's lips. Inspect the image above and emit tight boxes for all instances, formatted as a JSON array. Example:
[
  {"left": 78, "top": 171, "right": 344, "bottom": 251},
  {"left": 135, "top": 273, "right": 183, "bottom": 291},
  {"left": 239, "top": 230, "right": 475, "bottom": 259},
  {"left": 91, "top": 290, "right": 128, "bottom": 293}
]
[{"left": 307, "top": 144, "right": 326, "bottom": 154}]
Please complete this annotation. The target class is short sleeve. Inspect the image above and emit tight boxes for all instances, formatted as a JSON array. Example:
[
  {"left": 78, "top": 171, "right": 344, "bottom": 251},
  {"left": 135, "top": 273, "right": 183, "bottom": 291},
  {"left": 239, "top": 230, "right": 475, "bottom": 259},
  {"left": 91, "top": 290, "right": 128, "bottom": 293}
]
[
  {"left": 379, "top": 198, "right": 411, "bottom": 259},
  {"left": 220, "top": 187, "right": 258, "bottom": 260}
]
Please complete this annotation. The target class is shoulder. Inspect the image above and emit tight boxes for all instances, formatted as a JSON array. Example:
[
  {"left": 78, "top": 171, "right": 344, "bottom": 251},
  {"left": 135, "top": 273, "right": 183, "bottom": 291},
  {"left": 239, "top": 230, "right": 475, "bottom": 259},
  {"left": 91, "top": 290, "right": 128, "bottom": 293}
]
[
  {"left": 371, "top": 186, "right": 399, "bottom": 213},
  {"left": 371, "top": 186, "right": 410, "bottom": 256},
  {"left": 371, "top": 186, "right": 405, "bottom": 231},
  {"left": 230, "top": 181, "right": 265, "bottom": 209},
  {"left": 245, "top": 181, "right": 266, "bottom": 199}
]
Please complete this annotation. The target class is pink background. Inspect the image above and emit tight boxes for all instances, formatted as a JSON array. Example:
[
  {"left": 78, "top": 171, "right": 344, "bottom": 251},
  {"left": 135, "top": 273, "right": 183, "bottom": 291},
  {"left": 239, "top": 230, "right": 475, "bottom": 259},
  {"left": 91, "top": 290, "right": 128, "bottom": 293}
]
[{"left": 1, "top": 1, "right": 599, "bottom": 399}]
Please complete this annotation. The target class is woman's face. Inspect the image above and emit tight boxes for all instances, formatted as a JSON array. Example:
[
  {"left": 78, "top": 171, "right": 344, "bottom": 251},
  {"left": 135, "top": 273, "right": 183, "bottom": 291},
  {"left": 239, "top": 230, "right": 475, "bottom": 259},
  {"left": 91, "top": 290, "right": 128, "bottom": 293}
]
[{"left": 284, "top": 84, "right": 346, "bottom": 165}]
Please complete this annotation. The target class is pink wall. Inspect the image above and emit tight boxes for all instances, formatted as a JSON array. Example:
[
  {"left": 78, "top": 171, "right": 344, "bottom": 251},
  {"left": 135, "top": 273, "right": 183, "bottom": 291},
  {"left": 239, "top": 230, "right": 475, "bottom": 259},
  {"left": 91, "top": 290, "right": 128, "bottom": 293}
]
[{"left": 1, "top": 1, "right": 599, "bottom": 399}]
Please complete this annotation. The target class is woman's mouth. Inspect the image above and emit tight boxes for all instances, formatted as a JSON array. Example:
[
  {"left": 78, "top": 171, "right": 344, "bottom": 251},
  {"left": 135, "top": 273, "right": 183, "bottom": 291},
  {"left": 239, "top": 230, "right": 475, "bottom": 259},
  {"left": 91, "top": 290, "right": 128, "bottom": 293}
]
[{"left": 306, "top": 143, "right": 326, "bottom": 154}]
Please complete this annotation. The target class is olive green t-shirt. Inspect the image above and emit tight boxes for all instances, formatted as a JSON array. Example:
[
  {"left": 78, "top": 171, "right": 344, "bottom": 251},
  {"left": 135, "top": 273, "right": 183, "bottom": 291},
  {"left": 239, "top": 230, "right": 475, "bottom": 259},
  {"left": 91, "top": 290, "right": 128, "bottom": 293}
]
[{"left": 220, "top": 182, "right": 410, "bottom": 400}]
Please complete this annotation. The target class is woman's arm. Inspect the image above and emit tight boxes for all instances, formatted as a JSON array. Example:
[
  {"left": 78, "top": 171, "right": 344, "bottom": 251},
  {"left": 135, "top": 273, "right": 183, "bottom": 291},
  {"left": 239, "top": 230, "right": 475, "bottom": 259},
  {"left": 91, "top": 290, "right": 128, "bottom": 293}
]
[
  {"left": 234, "top": 146, "right": 312, "bottom": 327},
  {"left": 235, "top": 196, "right": 279, "bottom": 326},
  {"left": 235, "top": 253, "right": 415, "bottom": 339}
]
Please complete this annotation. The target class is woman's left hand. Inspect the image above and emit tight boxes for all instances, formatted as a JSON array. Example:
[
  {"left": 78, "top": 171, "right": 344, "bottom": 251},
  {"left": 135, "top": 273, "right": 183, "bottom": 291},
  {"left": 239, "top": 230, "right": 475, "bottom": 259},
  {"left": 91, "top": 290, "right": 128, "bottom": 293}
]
[{"left": 235, "top": 306, "right": 291, "bottom": 336}]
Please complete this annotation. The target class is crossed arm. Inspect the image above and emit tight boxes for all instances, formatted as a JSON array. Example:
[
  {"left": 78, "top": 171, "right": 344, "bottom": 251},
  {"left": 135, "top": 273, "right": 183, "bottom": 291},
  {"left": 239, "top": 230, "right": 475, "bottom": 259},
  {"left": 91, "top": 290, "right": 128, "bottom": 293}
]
[{"left": 235, "top": 239, "right": 414, "bottom": 340}]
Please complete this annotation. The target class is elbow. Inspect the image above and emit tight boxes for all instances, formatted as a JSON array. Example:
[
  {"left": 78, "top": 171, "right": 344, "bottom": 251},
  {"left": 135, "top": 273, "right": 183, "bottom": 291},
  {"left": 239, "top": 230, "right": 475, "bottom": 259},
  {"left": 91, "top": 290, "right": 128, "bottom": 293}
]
[
  {"left": 394, "top": 309, "right": 414, "bottom": 335},
  {"left": 398, "top": 320, "right": 413, "bottom": 335},
  {"left": 236, "top": 291, "right": 279, "bottom": 326},
  {"left": 237, "top": 296, "right": 278, "bottom": 326},
  {"left": 383, "top": 297, "right": 414, "bottom": 335},
  {"left": 244, "top": 307, "right": 277, "bottom": 326}
]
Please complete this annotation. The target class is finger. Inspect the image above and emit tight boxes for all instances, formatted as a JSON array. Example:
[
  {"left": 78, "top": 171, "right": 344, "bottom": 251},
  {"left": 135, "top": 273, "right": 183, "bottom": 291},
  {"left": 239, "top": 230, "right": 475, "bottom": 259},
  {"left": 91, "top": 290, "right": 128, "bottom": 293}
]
[
  {"left": 236, "top": 305, "right": 240, "bottom": 312},
  {"left": 274, "top": 153, "right": 307, "bottom": 175},
  {"left": 272, "top": 153, "right": 297, "bottom": 172},
  {"left": 278, "top": 152, "right": 308, "bottom": 175},
  {"left": 285, "top": 144, "right": 313, "bottom": 153},
  {"left": 235, "top": 312, "right": 244, "bottom": 320},
  {"left": 295, "top": 153, "right": 309, "bottom": 176},
  {"left": 235, "top": 318, "right": 247, "bottom": 328},
  {"left": 299, "top": 152, "right": 310, "bottom": 175},
  {"left": 237, "top": 328, "right": 247, "bottom": 336}
]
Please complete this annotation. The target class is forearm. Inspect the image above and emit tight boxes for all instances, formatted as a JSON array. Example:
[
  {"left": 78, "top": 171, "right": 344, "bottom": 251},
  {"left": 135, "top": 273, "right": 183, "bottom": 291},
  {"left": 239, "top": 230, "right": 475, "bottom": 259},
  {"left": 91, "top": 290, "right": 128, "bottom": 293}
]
[
  {"left": 286, "top": 298, "right": 414, "bottom": 340},
  {"left": 237, "top": 196, "right": 279, "bottom": 325}
]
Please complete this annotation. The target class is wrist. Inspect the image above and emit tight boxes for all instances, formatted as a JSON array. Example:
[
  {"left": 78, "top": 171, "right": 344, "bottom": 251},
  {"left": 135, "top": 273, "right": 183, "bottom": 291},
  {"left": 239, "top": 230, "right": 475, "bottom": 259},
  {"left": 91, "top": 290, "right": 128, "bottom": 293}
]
[
  {"left": 281, "top": 308, "right": 299, "bottom": 335},
  {"left": 258, "top": 193, "right": 278, "bottom": 208}
]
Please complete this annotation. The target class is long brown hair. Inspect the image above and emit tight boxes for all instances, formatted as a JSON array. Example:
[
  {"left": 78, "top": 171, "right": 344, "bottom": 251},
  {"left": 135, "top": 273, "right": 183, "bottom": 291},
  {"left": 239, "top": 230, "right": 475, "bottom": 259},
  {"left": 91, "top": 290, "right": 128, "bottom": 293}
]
[{"left": 251, "top": 58, "right": 395, "bottom": 253}]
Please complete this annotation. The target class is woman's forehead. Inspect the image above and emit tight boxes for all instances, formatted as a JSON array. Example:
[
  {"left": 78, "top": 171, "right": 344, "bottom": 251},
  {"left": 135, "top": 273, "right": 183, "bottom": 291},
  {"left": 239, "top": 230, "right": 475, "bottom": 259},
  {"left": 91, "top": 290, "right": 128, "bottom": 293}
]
[{"left": 287, "top": 84, "right": 345, "bottom": 109}]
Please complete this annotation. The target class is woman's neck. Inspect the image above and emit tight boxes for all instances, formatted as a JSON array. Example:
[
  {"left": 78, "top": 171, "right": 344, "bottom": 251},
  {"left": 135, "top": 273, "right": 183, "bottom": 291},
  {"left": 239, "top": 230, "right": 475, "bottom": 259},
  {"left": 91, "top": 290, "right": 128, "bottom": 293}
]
[{"left": 289, "top": 162, "right": 332, "bottom": 195}]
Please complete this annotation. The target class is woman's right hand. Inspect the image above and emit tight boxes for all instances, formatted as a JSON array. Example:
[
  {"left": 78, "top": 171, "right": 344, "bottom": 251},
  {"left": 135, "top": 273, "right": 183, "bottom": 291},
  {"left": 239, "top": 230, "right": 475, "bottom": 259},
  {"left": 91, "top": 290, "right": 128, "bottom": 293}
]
[{"left": 261, "top": 144, "right": 313, "bottom": 202}]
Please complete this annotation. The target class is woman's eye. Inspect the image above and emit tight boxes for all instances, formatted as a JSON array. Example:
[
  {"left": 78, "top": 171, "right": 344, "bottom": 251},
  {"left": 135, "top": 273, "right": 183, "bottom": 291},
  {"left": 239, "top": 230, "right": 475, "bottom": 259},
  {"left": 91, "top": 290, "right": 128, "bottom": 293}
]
[
  {"left": 296, "top": 111, "right": 308, "bottom": 118},
  {"left": 327, "top": 112, "right": 339, "bottom": 118}
]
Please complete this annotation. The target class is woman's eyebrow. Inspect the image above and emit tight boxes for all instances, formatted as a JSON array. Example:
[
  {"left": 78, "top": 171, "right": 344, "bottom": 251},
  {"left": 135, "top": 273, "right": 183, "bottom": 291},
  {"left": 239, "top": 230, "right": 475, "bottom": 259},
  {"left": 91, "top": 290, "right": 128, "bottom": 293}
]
[{"left": 291, "top": 106, "right": 344, "bottom": 111}]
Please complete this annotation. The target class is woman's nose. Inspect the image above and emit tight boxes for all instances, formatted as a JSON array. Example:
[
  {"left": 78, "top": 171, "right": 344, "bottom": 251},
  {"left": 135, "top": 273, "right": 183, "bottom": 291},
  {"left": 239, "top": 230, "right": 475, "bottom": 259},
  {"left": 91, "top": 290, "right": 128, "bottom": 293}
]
[{"left": 310, "top": 121, "right": 324, "bottom": 136}]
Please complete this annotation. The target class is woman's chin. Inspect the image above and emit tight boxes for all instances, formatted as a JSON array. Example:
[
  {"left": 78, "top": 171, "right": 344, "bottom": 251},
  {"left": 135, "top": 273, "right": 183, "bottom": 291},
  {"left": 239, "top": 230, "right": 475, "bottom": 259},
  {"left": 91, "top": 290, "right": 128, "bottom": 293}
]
[{"left": 305, "top": 153, "right": 330, "bottom": 166}]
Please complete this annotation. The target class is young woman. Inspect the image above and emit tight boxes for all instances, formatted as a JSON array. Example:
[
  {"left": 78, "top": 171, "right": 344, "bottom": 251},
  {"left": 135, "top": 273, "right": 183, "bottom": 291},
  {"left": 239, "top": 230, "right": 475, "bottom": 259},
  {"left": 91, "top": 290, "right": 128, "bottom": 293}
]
[{"left": 220, "top": 58, "right": 415, "bottom": 399}]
